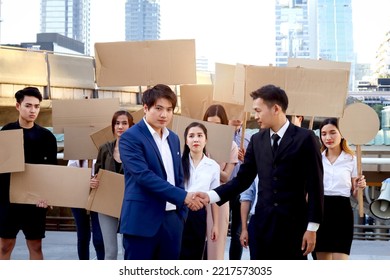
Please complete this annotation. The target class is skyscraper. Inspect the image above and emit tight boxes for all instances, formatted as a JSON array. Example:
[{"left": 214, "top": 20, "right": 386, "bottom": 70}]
[
  {"left": 275, "top": 0, "right": 355, "bottom": 88},
  {"left": 316, "top": 0, "right": 355, "bottom": 88},
  {"left": 40, "top": 0, "right": 91, "bottom": 54},
  {"left": 125, "top": 0, "right": 160, "bottom": 41},
  {"left": 275, "top": 0, "right": 314, "bottom": 67},
  {"left": 316, "top": 0, "right": 354, "bottom": 62}
]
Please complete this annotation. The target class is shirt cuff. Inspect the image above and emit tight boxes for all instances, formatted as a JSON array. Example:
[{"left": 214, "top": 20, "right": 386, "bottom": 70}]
[
  {"left": 307, "top": 222, "right": 320, "bottom": 232},
  {"left": 207, "top": 190, "right": 221, "bottom": 204}
]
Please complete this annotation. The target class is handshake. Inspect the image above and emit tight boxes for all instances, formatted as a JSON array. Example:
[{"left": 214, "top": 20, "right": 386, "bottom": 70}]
[{"left": 184, "top": 192, "right": 211, "bottom": 211}]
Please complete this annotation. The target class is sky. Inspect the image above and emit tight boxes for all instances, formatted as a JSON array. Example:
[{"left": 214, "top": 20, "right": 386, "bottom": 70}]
[{"left": 0, "top": 0, "right": 389, "bottom": 67}]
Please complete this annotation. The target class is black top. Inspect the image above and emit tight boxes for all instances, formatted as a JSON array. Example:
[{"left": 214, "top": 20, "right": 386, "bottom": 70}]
[{"left": 0, "top": 121, "right": 58, "bottom": 204}]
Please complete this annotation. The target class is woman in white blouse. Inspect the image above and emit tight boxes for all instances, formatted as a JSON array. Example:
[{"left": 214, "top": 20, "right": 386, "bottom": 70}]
[
  {"left": 315, "top": 118, "right": 366, "bottom": 260},
  {"left": 179, "top": 122, "right": 220, "bottom": 260}
]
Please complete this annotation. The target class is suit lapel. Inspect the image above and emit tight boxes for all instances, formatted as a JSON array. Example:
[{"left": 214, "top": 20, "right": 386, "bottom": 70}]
[
  {"left": 275, "top": 124, "right": 295, "bottom": 158},
  {"left": 137, "top": 120, "right": 165, "bottom": 168},
  {"left": 167, "top": 133, "right": 180, "bottom": 180}
]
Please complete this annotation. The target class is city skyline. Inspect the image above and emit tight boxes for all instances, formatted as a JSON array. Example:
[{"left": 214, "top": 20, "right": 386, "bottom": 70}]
[{"left": 0, "top": 0, "right": 389, "bottom": 67}]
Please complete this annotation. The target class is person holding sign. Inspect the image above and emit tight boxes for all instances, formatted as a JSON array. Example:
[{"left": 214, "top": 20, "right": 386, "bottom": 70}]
[
  {"left": 89, "top": 110, "right": 134, "bottom": 260},
  {"left": 118, "top": 84, "right": 203, "bottom": 260},
  {"left": 315, "top": 118, "right": 366, "bottom": 260},
  {"left": 68, "top": 159, "right": 104, "bottom": 260},
  {"left": 196, "top": 84, "right": 324, "bottom": 260},
  {"left": 180, "top": 122, "right": 220, "bottom": 259},
  {"left": 203, "top": 104, "right": 239, "bottom": 260},
  {"left": 0, "top": 87, "right": 57, "bottom": 260}
]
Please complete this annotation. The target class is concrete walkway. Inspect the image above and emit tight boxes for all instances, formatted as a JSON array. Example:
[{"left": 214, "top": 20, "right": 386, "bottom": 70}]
[{"left": 10, "top": 231, "right": 390, "bottom": 260}]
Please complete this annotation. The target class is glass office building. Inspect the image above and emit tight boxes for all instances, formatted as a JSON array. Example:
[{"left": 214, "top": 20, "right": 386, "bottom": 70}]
[
  {"left": 40, "top": 0, "right": 90, "bottom": 54},
  {"left": 125, "top": 0, "right": 160, "bottom": 41}
]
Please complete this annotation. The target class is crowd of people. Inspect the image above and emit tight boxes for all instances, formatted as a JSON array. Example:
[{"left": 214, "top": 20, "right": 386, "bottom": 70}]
[{"left": 0, "top": 84, "right": 366, "bottom": 260}]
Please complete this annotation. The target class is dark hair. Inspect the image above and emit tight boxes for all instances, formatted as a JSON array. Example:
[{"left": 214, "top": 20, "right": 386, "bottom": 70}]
[
  {"left": 111, "top": 110, "right": 134, "bottom": 134},
  {"left": 202, "top": 104, "right": 229, "bottom": 125},
  {"left": 250, "top": 84, "right": 288, "bottom": 112},
  {"left": 141, "top": 84, "right": 177, "bottom": 109},
  {"left": 182, "top": 122, "right": 208, "bottom": 184},
  {"left": 319, "top": 118, "right": 354, "bottom": 156},
  {"left": 15, "top": 87, "right": 43, "bottom": 103},
  {"left": 287, "top": 115, "right": 305, "bottom": 123}
]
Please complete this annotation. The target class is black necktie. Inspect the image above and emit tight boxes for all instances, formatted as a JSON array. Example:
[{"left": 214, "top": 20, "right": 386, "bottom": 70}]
[{"left": 272, "top": 133, "right": 280, "bottom": 152}]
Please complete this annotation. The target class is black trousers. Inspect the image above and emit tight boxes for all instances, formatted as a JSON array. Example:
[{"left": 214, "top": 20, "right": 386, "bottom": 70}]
[
  {"left": 229, "top": 195, "right": 243, "bottom": 259},
  {"left": 180, "top": 208, "right": 207, "bottom": 260}
]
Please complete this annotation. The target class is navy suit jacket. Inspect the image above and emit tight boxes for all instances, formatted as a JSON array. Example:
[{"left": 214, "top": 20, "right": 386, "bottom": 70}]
[
  {"left": 119, "top": 119, "right": 188, "bottom": 237},
  {"left": 215, "top": 123, "right": 324, "bottom": 259}
]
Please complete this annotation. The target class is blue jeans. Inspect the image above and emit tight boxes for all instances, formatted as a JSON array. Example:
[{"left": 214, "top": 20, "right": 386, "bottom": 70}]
[
  {"left": 229, "top": 195, "right": 243, "bottom": 259},
  {"left": 71, "top": 208, "right": 105, "bottom": 260}
]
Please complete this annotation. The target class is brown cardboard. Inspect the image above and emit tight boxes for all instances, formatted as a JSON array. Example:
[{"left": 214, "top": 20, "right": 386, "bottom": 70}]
[
  {"left": 0, "top": 48, "right": 47, "bottom": 86},
  {"left": 52, "top": 98, "right": 120, "bottom": 133},
  {"left": 90, "top": 125, "right": 115, "bottom": 150},
  {"left": 171, "top": 115, "right": 235, "bottom": 163},
  {"left": 94, "top": 39, "right": 197, "bottom": 87},
  {"left": 86, "top": 169, "right": 124, "bottom": 218},
  {"left": 180, "top": 84, "right": 214, "bottom": 120},
  {"left": 131, "top": 108, "right": 145, "bottom": 124},
  {"left": 339, "top": 103, "right": 380, "bottom": 145},
  {"left": 213, "top": 63, "right": 244, "bottom": 105},
  {"left": 0, "top": 129, "right": 24, "bottom": 173},
  {"left": 180, "top": 84, "right": 246, "bottom": 121},
  {"left": 47, "top": 53, "right": 95, "bottom": 89},
  {"left": 236, "top": 65, "right": 349, "bottom": 117},
  {"left": 10, "top": 164, "right": 91, "bottom": 208},
  {"left": 64, "top": 126, "right": 106, "bottom": 160},
  {"left": 287, "top": 58, "right": 351, "bottom": 72}
]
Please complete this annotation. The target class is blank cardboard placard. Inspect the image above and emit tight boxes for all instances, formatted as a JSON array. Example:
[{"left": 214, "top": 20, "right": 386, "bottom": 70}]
[
  {"left": 52, "top": 98, "right": 119, "bottom": 133},
  {"left": 180, "top": 84, "right": 213, "bottom": 120},
  {"left": 10, "top": 164, "right": 91, "bottom": 208},
  {"left": 94, "top": 39, "right": 197, "bottom": 87},
  {"left": 238, "top": 65, "right": 349, "bottom": 117},
  {"left": 90, "top": 126, "right": 114, "bottom": 150},
  {"left": 0, "top": 48, "right": 47, "bottom": 86},
  {"left": 287, "top": 58, "right": 351, "bottom": 72},
  {"left": 0, "top": 130, "right": 24, "bottom": 173},
  {"left": 180, "top": 84, "right": 246, "bottom": 121},
  {"left": 86, "top": 169, "right": 124, "bottom": 218},
  {"left": 64, "top": 126, "right": 106, "bottom": 160},
  {"left": 339, "top": 103, "right": 380, "bottom": 145},
  {"left": 213, "top": 63, "right": 244, "bottom": 105},
  {"left": 47, "top": 53, "right": 95, "bottom": 89},
  {"left": 171, "top": 115, "right": 235, "bottom": 163},
  {"left": 131, "top": 108, "right": 145, "bottom": 124}
]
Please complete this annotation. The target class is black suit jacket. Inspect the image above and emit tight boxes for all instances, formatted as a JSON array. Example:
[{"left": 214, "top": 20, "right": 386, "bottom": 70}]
[{"left": 214, "top": 123, "right": 324, "bottom": 259}]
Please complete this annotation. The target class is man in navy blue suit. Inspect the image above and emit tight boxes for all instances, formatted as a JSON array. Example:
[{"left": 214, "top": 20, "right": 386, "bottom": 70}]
[{"left": 119, "top": 84, "right": 202, "bottom": 260}]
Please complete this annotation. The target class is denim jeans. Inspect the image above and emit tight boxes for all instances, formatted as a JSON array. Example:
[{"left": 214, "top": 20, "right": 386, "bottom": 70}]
[
  {"left": 229, "top": 195, "right": 243, "bottom": 260},
  {"left": 71, "top": 208, "right": 105, "bottom": 260}
]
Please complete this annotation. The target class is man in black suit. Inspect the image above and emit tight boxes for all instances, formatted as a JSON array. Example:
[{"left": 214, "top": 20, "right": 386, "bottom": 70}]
[{"left": 198, "top": 84, "right": 324, "bottom": 260}]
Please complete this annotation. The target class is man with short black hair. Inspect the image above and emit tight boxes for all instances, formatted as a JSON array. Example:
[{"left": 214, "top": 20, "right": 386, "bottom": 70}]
[
  {"left": 0, "top": 87, "right": 57, "bottom": 260},
  {"left": 119, "top": 84, "right": 202, "bottom": 260},
  {"left": 197, "top": 84, "right": 324, "bottom": 260}
]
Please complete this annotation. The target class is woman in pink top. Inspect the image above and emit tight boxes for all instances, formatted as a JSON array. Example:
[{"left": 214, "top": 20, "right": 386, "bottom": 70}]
[{"left": 203, "top": 104, "right": 238, "bottom": 260}]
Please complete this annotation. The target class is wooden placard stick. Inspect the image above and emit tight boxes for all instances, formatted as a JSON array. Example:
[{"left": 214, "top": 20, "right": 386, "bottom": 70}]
[
  {"left": 308, "top": 116, "right": 315, "bottom": 130},
  {"left": 356, "top": 145, "right": 364, "bottom": 217},
  {"left": 339, "top": 103, "right": 380, "bottom": 218},
  {"left": 240, "top": 112, "right": 250, "bottom": 150}
]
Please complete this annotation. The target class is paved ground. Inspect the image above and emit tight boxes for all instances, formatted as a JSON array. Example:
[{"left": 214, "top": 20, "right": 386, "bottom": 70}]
[{"left": 10, "top": 231, "right": 390, "bottom": 260}]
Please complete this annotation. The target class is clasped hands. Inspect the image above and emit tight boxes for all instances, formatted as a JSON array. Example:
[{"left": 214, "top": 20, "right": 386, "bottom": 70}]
[{"left": 185, "top": 192, "right": 210, "bottom": 211}]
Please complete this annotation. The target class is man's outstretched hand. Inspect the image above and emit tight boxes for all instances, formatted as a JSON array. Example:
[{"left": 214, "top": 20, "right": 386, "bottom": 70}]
[{"left": 185, "top": 192, "right": 210, "bottom": 211}]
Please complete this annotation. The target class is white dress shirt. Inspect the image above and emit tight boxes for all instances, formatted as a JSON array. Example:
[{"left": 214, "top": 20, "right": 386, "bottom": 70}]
[
  {"left": 322, "top": 150, "right": 357, "bottom": 197},
  {"left": 143, "top": 118, "right": 176, "bottom": 211},
  {"left": 186, "top": 154, "right": 220, "bottom": 192}
]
